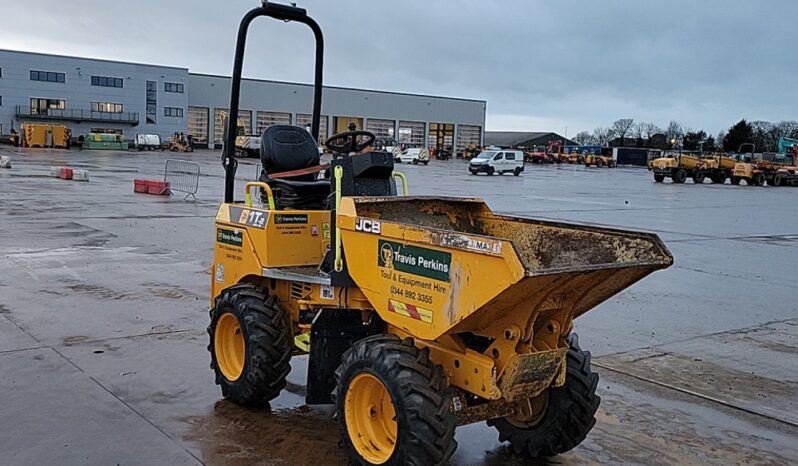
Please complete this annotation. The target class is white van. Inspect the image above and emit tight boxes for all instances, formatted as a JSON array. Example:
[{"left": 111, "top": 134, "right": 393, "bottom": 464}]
[
  {"left": 394, "top": 147, "right": 430, "bottom": 165},
  {"left": 468, "top": 150, "right": 524, "bottom": 176}
]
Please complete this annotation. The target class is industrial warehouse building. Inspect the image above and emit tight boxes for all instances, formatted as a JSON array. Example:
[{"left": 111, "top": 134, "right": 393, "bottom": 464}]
[{"left": 0, "top": 49, "right": 485, "bottom": 151}]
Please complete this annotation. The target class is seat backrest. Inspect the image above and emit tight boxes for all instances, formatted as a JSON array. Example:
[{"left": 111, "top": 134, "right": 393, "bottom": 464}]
[{"left": 260, "top": 125, "right": 320, "bottom": 181}]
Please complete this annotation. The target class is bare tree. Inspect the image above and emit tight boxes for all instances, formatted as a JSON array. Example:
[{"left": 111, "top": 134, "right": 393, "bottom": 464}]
[
  {"left": 665, "top": 121, "right": 683, "bottom": 147},
  {"left": 775, "top": 120, "right": 798, "bottom": 141},
  {"left": 572, "top": 131, "right": 596, "bottom": 145},
  {"left": 592, "top": 127, "right": 612, "bottom": 146},
  {"left": 610, "top": 118, "right": 635, "bottom": 146},
  {"left": 633, "top": 122, "right": 662, "bottom": 145}
]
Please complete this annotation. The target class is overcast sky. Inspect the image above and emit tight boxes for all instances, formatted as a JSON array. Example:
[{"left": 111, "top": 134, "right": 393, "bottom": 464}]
[{"left": 2, "top": 0, "right": 795, "bottom": 135}]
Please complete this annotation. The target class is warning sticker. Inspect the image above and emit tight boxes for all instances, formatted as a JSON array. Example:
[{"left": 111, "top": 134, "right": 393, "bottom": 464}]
[{"left": 387, "top": 299, "right": 433, "bottom": 324}]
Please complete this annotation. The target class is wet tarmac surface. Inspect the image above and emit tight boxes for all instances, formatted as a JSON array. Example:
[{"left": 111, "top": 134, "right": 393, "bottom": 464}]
[{"left": 1, "top": 147, "right": 796, "bottom": 465}]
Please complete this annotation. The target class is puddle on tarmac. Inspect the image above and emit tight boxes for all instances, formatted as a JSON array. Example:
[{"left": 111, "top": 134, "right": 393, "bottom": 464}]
[{"left": 184, "top": 400, "right": 346, "bottom": 465}]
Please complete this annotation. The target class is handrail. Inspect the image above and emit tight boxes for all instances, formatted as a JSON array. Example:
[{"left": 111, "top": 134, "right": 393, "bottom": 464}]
[
  {"left": 333, "top": 166, "right": 344, "bottom": 272},
  {"left": 244, "top": 181, "right": 275, "bottom": 210},
  {"left": 393, "top": 171, "right": 408, "bottom": 195},
  {"left": 223, "top": 2, "right": 324, "bottom": 203}
]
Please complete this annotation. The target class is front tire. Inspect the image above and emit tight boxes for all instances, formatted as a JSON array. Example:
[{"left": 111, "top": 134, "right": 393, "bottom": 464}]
[
  {"left": 654, "top": 173, "right": 665, "bottom": 183},
  {"left": 487, "top": 166, "right": 495, "bottom": 176},
  {"left": 208, "top": 284, "right": 292, "bottom": 407},
  {"left": 412, "top": 159, "right": 418, "bottom": 165},
  {"left": 731, "top": 176, "right": 741, "bottom": 185},
  {"left": 335, "top": 335, "right": 458, "bottom": 466},
  {"left": 752, "top": 173, "right": 765, "bottom": 186},
  {"left": 488, "top": 333, "right": 600, "bottom": 458}
]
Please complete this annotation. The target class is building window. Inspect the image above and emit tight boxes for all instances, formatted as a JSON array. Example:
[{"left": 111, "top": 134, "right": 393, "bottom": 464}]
[
  {"left": 30, "top": 70, "right": 65, "bottom": 83},
  {"left": 164, "top": 107, "right": 183, "bottom": 117},
  {"left": 91, "top": 128, "right": 123, "bottom": 135},
  {"left": 91, "top": 75, "right": 123, "bottom": 88},
  {"left": 146, "top": 80, "right": 157, "bottom": 124},
  {"left": 30, "top": 98, "right": 66, "bottom": 115},
  {"left": 91, "top": 102, "right": 123, "bottom": 113},
  {"left": 164, "top": 82, "right": 184, "bottom": 93}
]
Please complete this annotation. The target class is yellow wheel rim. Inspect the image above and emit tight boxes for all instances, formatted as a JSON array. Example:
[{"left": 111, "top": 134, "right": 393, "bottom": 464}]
[
  {"left": 344, "top": 373, "right": 398, "bottom": 464},
  {"left": 214, "top": 313, "right": 245, "bottom": 381}
]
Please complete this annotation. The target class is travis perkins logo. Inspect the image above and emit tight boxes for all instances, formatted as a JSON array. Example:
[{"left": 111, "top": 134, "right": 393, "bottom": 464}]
[{"left": 378, "top": 240, "right": 451, "bottom": 282}]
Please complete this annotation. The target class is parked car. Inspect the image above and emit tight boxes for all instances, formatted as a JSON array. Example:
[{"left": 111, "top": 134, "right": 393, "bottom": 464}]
[
  {"left": 395, "top": 147, "right": 430, "bottom": 165},
  {"left": 468, "top": 150, "right": 524, "bottom": 176}
]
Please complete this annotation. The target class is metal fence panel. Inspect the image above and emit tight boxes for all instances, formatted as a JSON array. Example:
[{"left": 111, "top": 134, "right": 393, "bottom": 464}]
[{"left": 164, "top": 159, "right": 200, "bottom": 199}]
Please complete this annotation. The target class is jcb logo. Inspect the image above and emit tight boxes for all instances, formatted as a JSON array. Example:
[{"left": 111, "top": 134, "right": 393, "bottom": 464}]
[{"left": 355, "top": 218, "right": 381, "bottom": 234}]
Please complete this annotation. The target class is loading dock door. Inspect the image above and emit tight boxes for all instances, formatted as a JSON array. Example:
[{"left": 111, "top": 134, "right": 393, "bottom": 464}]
[
  {"left": 297, "top": 114, "right": 329, "bottom": 142},
  {"left": 456, "top": 125, "right": 482, "bottom": 155},
  {"left": 333, "top": 116, "right": 363, "bottom": 133},
  {"left": 398, "top": 121, "right": 425, "bottom": 147},
  {"left": 428, "top": 123, "right": 454, "bottom": 150},
  {"left": 188, "top": 107, "right": 209, "bottom": 145},
  {"left": 256, "top": 111, "right": 291, "bottom": 135},
  {"left": 366, "top": 119, "right": 395, "bottom": 140}
]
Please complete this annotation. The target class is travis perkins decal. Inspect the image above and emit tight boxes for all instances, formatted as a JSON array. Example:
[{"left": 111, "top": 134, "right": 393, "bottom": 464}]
[
  {"left": 217, "top": 228, "right": 243, "bottom": 247},
  {"left": 378, "top": 239, "right": 451, "bottom": 282},
  {"left": 274, "top": 214, "right": 308, "bottom": 224}
]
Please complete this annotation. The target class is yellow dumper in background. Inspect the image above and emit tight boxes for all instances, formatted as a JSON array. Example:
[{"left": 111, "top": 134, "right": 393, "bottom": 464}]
[{"left": 21, "top": 123, "right": 70, "bottom": 148}]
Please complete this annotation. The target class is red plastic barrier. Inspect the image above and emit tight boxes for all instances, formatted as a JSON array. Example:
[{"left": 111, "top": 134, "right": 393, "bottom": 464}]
[
  {"left": 133, "top": 179, "right": 149, "bottom": 193},
  {"left": 133, "top": 179, "right": 170, "bottom": 195},
  {"left": 59, "top": 167, "right": 73, "bottom": 180},
  {"left": 147, "top": 180, "right": 171, "bottom": 195}
]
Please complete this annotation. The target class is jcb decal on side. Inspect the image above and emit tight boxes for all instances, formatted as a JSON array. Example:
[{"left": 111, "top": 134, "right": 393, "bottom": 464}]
[
  {"left": 355, "top": 218, "right": 381, "bottom": 234},
  {"left": 388, "top": 299, "right": 432, "bottom": 324}
]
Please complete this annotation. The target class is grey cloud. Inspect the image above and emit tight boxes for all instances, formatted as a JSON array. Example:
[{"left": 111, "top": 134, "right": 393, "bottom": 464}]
[{"left": 1, "top": 0, "right": 794, "bottom": 134}]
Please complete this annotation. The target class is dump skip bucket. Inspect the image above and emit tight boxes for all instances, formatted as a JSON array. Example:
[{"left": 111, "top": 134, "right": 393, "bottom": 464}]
[{"left": 339, "top": 197, "right": 673, "bottom": 341}]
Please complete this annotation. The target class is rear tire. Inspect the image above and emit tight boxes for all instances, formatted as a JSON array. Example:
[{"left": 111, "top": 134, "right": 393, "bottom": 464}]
[
  {"left": 654, "top": 174, "right": 665, "bottom": 183},
  {"left": 711, "top": 171, "right": 727, "bottom": 184},
  {"left": 335, "top": 335, "right": 457, "bottom": 466},
  {"left": 208, "top": 284, "right": 292, "bottom": 407},
  {"left": 412, "top": 159, "right": 418, "bottom": 165},
  {"left": 423, "top": 160, "right": 429, "bottom": 165},
  {"left": 672, "top": 168, "right": 687, "bottom": 184},
  {"left": 514, "top": 167, "right": 522, "bottom": 176},
  {"left": 752, "top": 173, "right": 765, "bottom": 186},
  {"left": 731, "top": 176, "right": 741, "bottom": 185},
  {"left": 596, "top": 158, "right": 605, "bottom": 168},
  {"left": 488, "top": 333, "right": 600, "bottom": 458},
  {"left": 769, "top": 174, "right": 783, "bottom": 186},
  {"left": 692, "top": 169, "right": 705, "bottom": 184}
]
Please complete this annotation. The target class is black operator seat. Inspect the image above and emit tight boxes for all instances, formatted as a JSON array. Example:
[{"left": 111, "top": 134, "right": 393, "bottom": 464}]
[{"left": 258, "top": 125, "right": 330, "bottom": 209}]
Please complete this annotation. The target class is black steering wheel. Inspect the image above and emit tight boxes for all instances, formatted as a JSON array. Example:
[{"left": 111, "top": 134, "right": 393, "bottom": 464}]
[{"left": 324, "top": 130, "right": 376, "bottom": 155}]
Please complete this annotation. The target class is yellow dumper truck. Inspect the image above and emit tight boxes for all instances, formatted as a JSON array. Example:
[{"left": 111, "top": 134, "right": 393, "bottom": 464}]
[{"left": 207, "top": 4, "right": 674, "bottom": 465}]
